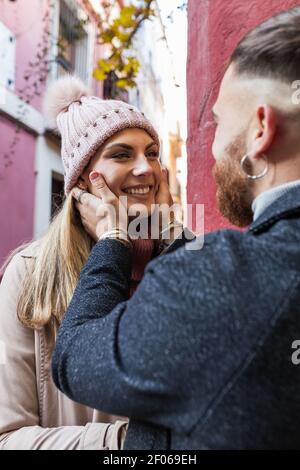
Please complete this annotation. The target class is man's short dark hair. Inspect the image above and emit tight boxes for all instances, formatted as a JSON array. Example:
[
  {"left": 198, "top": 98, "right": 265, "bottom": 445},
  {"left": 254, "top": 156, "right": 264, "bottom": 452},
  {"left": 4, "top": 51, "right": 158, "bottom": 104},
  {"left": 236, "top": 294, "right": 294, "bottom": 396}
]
[{"left": 230, "top": 7, "right": 300, "bottom": 83}]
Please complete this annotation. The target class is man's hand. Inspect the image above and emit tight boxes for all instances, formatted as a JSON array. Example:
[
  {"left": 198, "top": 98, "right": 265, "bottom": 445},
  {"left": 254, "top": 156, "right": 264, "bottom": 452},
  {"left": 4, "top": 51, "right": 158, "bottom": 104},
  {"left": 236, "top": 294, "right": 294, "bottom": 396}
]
[
  {"left": 154, "top": 167, "right": 183, "bottom": 248},
  {"left": 72, "top": 172, "right": 128, "bottom": 241},
  {"left": 154, "top": 168, "right": 175, "bottom": 232},
  {"left": 155, "top": 167, "right": 174, "bottom": 207}
]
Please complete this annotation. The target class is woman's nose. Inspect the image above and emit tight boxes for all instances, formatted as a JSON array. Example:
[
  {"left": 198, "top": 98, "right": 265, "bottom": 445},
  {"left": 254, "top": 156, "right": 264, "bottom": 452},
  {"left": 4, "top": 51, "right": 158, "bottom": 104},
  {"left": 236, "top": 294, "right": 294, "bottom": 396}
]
[{"left": 132, "top": 155, "right": 154, "bottom": 177}]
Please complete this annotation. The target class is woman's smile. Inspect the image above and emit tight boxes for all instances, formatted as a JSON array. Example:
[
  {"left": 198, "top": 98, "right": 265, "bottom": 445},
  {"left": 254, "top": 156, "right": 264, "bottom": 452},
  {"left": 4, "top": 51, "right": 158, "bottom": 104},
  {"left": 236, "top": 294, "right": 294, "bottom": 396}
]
[{"left": 122, "top": 184, "right": 154, "bottom": 197}]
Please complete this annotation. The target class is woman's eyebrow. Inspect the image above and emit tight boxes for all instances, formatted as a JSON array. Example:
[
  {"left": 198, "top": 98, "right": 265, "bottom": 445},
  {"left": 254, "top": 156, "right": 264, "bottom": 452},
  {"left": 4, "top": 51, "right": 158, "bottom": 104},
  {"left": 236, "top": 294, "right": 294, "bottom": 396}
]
[
  {"left": 145, "top": 141, "right": 156, "bottom": 150},
  {"left": 104, "top": 143, "right": 133, "bottom": 151},
  {"left": 103, "top": 141, "right": 157, "bottom": 152}
]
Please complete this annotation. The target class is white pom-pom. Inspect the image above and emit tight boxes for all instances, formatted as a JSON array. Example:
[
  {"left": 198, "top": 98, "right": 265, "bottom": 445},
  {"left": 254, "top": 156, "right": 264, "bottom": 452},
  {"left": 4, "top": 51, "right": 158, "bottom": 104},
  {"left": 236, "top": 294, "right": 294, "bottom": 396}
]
[{"left": 43, "top": 75, "right": 89, "bottom": 128}]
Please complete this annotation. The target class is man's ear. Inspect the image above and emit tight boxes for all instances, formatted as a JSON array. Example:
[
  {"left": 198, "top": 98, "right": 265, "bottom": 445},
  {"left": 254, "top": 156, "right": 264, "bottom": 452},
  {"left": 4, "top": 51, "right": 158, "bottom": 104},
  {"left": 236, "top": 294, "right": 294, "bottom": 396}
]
[{"left": 251, "top": 104, "right": 277, "bottom": 158}]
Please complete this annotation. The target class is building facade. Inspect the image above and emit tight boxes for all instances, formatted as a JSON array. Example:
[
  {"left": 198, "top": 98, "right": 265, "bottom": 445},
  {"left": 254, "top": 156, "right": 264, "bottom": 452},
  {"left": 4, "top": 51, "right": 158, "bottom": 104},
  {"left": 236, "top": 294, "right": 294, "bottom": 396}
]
[{"left": 0, "top": 0, "right": 106, "bottom": 265}]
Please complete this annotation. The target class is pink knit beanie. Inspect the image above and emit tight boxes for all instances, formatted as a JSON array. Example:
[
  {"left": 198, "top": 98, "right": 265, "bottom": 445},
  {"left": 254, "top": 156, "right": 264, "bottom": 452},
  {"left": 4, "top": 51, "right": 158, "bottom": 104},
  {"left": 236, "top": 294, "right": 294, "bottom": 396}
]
[{"left": 43, "top": 76, "right": 160, "bottom": 193}]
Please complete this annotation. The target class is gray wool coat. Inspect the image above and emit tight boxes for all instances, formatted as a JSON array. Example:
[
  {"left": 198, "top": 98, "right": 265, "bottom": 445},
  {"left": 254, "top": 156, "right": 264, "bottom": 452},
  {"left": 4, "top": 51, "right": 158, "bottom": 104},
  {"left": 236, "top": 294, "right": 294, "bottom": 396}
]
[{"left": 52, "top": 186, "right": 300, "bottom": 449}]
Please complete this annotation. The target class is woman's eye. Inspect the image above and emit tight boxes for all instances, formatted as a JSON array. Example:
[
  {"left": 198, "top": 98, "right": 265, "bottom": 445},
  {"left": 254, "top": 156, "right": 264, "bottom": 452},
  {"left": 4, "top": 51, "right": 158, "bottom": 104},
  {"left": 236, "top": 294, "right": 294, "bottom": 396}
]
[
  {"left": 146, "top": 151, "right": 159, "bottom": 158},
  {"left": 110, "top": 153, "right": 131, "bottom": 159}
]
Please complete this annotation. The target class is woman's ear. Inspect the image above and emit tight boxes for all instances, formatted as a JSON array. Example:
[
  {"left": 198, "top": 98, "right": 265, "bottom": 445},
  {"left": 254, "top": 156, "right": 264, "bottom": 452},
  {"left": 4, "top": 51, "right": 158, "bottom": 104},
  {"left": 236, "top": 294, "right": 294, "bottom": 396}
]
[{"left": 77, "top": 176, "right": 88, "bottom": 190}]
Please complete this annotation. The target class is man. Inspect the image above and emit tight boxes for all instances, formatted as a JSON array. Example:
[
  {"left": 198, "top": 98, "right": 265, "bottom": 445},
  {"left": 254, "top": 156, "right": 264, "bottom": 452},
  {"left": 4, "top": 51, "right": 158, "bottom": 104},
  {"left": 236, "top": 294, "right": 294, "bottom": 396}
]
[{"left": 52, "top": 7, "right": 300, "bottom": 449}]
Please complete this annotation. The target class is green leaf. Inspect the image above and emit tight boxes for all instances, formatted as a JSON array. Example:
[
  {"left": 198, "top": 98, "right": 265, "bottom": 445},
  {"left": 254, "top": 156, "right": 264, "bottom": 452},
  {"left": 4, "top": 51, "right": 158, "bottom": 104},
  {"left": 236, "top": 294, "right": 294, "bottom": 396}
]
[
  {"left": 100, "top": 30, "right": 114, "bottom": 43},
  {"left": 93, "top": 68, "right": 108, "bottom": 81},
  {"left": 119, "top": 6, "right": 136, "bottom": 28},
  {"left": 115, "top": 30, "right": 131, "bottom": 42},
  {"left": 94, "top": 0, "right": 155, "bottom": 90},
  {"left": 121, "top": 56, "right": 140, "bottom": 76},
  {"left": 97, "top": 59, "right": 113, "bottom": 73},
  {"left": 116, "top": 79, "right": 128, "bottom": 89},
  {"left": 126, "top": 78, "right": 137, "bottom": 88}
]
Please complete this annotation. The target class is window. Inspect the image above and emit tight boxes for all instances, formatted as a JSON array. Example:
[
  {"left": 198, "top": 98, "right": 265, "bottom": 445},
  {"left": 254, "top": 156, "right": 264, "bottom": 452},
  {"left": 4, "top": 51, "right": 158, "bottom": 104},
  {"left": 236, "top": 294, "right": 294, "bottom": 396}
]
[
  {"left": 57, "top": 0, "right": 89, "bottom": 82},
  {"left": 103, "top": 71, "right": 129, "bottom": 101},
  {"left": 51, "top": 171, "right": 64, "bottom": 218}
]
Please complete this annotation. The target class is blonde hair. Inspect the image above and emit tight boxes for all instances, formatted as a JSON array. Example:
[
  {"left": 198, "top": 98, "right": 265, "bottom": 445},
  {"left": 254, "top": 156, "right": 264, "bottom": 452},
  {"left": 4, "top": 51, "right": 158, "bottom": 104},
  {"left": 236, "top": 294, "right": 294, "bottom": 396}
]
[{"left": 2, "top": 194, "right": 94, "bottom": 329}]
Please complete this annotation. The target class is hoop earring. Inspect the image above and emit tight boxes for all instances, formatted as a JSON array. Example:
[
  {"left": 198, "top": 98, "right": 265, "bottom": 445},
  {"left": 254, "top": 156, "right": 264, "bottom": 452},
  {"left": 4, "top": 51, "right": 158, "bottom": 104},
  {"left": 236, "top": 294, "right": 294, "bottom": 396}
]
[{"left": 240, "top": 153, "right": 269, "bottom": 180}]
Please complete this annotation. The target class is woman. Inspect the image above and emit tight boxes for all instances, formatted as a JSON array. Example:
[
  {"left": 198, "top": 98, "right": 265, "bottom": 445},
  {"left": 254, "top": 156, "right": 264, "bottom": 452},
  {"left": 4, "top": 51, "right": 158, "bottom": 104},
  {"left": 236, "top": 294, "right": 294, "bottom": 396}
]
[{"left": 0, "top": 76, "right": 180, "bottom": 450}]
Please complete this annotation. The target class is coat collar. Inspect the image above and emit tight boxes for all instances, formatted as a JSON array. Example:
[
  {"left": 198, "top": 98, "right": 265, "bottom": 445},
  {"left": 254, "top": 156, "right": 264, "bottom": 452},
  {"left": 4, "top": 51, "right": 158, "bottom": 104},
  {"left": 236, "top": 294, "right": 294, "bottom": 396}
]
[{"left": 248, "top": 185, "right": 300, "bottom": 234}]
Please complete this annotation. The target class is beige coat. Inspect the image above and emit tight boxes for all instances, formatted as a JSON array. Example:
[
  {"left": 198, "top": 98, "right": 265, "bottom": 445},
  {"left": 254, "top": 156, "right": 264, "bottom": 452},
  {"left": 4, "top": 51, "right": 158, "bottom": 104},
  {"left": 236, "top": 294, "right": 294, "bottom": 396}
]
[{"left": 0, "top": 244, "right": 128, "bottom": 450}]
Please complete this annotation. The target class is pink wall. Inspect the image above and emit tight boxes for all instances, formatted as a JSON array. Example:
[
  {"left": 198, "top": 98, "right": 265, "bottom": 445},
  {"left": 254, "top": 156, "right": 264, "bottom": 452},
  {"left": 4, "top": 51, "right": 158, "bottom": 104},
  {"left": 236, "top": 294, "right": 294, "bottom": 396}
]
[
  {"left": 0, "top": 0, "right": 49, "bottom": 266},
  {"left": 187, "top": 0, "right": 300, "bottom": 233},
  {"left": 0, "top": 117, "right": 36, "bottom": 266}
]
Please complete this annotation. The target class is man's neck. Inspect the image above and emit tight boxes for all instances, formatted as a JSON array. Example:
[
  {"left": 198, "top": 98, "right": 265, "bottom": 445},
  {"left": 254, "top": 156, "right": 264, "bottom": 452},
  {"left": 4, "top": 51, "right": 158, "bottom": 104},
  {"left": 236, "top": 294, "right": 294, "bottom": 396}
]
[{"left": 252, "top": 179, "right": 300, "bottom": 221}]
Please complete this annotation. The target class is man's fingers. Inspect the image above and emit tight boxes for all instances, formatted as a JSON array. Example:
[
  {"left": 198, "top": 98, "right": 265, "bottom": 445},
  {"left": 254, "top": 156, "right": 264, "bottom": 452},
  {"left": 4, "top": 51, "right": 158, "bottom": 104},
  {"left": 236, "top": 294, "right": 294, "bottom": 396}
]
[
  {"left": 72, "top": 186, "right": 100, "bottom": 211},
  {"left": 158, "top": 167, "right": 170, "bottom": 195},
  {"left": 155, "top": 167, "right": 174, "bottom": 207},
  {"left": 161, "top": 167, "right": 168, "bottom": 184},
  {"left": 89, "top": 172, "right": 116, "bottom": 203}
]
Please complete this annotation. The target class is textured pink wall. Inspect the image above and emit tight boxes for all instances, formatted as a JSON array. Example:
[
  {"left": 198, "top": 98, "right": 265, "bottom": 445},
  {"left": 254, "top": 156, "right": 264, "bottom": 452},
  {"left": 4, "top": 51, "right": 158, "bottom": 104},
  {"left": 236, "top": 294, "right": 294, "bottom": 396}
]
[
  {"left": 0, "top": 0, "right": 48, "bottom": 266},
  {"left": 187, "top": 0, "right": 300, "bottom": 233},
  {"left": 0, "top": 117, "right": 35, "bottom": 266}
]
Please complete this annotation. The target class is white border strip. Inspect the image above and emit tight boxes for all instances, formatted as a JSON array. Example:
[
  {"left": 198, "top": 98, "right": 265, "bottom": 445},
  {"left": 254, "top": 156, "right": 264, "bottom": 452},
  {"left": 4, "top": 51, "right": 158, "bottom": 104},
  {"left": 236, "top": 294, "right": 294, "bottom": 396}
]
[{"left": 0, "top": 88, "right": 45, "bottom": 135}]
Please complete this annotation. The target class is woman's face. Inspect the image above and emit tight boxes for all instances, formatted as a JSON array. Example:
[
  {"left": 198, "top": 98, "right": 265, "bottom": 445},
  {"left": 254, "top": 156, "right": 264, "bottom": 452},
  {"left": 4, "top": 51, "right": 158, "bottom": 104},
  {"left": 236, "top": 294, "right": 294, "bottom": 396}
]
[{"left": 81, "top": 128, "right": 162, "bottom": 214}]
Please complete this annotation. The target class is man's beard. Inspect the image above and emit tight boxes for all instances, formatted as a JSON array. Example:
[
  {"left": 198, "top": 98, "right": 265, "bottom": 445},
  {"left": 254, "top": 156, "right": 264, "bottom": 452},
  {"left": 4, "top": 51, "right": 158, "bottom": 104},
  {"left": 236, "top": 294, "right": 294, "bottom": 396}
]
[{"left": 212, "top": 136, "right": 254, "bottom": 227}]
